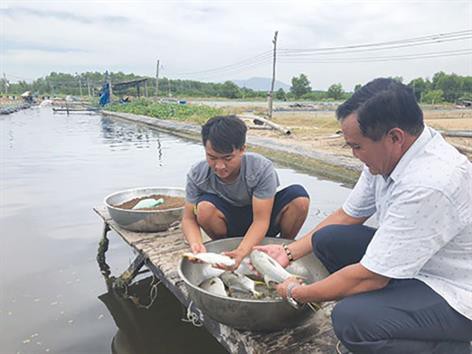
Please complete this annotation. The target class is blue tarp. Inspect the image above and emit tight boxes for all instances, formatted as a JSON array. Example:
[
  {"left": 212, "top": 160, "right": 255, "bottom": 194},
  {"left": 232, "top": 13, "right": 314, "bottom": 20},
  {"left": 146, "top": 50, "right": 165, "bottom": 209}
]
[{"left": 99, "top": 82, "right": 110, "bottom": 106}]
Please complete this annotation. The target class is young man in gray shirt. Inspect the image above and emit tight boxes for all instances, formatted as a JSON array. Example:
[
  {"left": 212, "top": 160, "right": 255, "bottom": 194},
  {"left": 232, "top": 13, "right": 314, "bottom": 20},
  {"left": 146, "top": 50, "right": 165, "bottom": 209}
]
[{"left": 182, "top": 115, "right": 309, "bottom": 269}]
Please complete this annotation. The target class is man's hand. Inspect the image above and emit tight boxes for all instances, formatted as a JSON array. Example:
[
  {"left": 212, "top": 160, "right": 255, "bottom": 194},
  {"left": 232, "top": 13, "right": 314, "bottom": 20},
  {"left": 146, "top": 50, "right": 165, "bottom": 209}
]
[
  {"left": 221, "top": 248, "right": 246, "bottom": 270},
  {"left": 253, "top": 244, "right": 290, "bottom": 268},
  {"left": 276, "top": 276, "right": 302, "bottom": 299},
  {"left": 190, "top": 242, "right": 206, "bottom": 254}
]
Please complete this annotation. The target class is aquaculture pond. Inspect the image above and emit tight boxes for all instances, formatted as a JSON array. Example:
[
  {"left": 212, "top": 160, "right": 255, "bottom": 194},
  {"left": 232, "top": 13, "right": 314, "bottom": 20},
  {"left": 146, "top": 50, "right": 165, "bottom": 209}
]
[{"left": 0, "top": 108, "right": 352, "bottom": 353}]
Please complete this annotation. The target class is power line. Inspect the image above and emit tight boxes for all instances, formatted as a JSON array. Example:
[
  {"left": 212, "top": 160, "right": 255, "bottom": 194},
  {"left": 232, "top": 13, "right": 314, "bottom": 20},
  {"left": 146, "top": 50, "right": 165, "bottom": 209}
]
[
  {"left": 168, "top": 50, "right": 273, "bottom": 77},
  {"left": 278, "top": 48, "right": 472, "bottom": 64},
  {"left": 279, "top": 30, "right": 472, "bottom": 55},
  {"left": 175, "top": 56, "right": 274, "bottom": 80},
  {"left": 164, "top": 30, "right": 471, "bottom": 80}
]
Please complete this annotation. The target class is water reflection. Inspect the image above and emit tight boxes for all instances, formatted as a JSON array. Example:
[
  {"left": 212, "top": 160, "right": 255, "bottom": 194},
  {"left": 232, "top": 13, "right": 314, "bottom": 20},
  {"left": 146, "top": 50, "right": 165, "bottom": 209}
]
[
  {"left": 99, "top": 277, "right": 223, "bottom": 354},
  {"left": 99, "top": 117, "right": 164, "bottom": 166}
]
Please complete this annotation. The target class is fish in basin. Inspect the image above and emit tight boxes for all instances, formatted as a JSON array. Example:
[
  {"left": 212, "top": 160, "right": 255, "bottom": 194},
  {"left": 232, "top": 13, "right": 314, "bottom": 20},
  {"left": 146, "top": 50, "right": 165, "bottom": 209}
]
[
  {"left": 250, "top": 250, "right": 304, "bottom": 287},
  {"left": 220, "top": 271, "right": 262, "bottom": 298},
  {"left": 182, "top": 252, "right": 236, "bottom": 267},
  {"left": 200, "top": 277, "right": 227, "bottom": 297}
]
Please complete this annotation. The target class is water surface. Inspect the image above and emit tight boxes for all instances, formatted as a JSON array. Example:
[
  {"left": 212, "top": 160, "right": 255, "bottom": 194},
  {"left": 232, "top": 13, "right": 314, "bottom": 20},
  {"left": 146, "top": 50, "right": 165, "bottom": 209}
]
[{"left": 0, "top": 108, "right": 351, "bottom": 353}]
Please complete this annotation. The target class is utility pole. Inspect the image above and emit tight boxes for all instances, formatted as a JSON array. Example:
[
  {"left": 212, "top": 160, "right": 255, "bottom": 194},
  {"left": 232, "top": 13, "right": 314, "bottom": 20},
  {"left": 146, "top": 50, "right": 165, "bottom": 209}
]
[
  {"left": 155, "top": 59, "right": 160, "bottom": 97},
  {"left": 268, "top": 31, "right": 278, "bottom": 119},
  {"left": 77, "top": 73, "right": 83, "bottom": 97},
  {"left": 3, "top": 73, "right": 8, "bottom": 95},
  {"left": 87, "top": 78, "right": 91, "bottom": 97}
]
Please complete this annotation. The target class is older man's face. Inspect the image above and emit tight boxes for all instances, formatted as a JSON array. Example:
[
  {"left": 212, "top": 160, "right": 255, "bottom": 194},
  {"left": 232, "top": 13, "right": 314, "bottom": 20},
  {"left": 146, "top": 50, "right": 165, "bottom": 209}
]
[{"left": 341, "top": 113, "right": 398, "bottom": 176}]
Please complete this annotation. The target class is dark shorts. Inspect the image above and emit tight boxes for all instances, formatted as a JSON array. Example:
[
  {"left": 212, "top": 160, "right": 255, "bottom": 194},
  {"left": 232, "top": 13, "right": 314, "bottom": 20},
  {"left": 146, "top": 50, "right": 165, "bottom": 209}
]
[{"left": 196, "top": 184, "right": 309, "bottom": 237}]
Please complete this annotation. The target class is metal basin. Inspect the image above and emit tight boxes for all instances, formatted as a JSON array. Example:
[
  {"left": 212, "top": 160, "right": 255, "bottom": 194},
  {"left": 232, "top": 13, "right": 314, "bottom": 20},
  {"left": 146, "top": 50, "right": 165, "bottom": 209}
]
[
  {"left": 104, "top": 187, "right": 185, "bottom": 232},
  {"left": 178, "top": 237, "right": 329, "bottom": 331}
]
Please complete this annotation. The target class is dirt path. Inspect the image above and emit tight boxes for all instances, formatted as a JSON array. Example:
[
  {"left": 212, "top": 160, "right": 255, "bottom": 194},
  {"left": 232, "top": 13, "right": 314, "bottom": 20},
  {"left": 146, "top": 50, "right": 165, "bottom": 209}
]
[{"left": 242, "top": 108, "right": 472, "bottom": 160}]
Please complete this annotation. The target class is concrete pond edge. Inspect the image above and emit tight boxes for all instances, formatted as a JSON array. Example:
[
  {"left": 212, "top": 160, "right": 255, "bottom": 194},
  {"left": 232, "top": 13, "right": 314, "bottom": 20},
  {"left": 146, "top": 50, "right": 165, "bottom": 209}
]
[{"left": 102, "top": 110, "right": 362, "bottom": 186}]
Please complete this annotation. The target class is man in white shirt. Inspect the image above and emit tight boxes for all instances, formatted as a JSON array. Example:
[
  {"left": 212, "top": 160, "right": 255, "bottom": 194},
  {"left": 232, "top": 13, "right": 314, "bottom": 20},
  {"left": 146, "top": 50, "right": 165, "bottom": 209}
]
[{"left": 257, "top": 78, "right": 472, "bottom": 353}]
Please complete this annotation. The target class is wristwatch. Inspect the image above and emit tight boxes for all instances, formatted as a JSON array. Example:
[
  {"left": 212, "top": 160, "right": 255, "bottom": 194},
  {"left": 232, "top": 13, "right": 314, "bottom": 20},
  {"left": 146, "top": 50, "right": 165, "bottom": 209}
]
[{"left": 286, "top": 283, "right": 301, "bottom": 309}]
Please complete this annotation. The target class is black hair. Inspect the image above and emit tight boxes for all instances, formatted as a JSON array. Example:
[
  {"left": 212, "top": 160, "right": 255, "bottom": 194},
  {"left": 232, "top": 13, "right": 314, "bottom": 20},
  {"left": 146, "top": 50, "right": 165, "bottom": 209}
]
[
  {"left": 201, "top": 115, "right": 247, "bottom": 153},
  {"left": 336, "top": 78, "right": 424, "bottom": 141}
]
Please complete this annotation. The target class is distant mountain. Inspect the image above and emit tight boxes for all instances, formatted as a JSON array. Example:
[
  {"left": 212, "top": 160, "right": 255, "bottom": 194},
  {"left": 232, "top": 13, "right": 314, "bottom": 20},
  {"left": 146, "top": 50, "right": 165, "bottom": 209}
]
[{"left": 232, "top": 77, "right": 291, "bottom": 92}]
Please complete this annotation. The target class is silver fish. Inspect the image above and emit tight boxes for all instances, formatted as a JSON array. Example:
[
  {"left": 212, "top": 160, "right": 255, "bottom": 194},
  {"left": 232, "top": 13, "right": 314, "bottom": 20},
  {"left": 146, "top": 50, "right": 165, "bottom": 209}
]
[
  {"left": 182, "top": 252, "right": 236, "bottom": 267},
  {"left": 220, "top": 271, "right": 262, "bottom": 298},
  {"left": 234, "top": 257, "right": 262, "bottom": 280},
  {"left": 200, "top": 277, "right": 227, "bottom": 297},
  {"left": 200, "top": 263, "right": 225, "bottom": 279},
  {"left": 250, "top": 249, "right": 299, "bottom": 287}
]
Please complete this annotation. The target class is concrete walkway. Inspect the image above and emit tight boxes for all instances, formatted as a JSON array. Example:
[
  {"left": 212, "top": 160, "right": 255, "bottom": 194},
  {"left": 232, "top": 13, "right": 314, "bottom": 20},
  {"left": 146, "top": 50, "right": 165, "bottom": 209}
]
[{"left": 102, "top": 110, "right": 362, "bottom": 185}]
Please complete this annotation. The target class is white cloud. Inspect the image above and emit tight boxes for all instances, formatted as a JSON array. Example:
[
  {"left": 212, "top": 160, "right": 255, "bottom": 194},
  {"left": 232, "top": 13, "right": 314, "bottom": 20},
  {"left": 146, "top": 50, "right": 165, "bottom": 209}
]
[{"left": 2, "top": 0, "right": 471, "bottom": 90}]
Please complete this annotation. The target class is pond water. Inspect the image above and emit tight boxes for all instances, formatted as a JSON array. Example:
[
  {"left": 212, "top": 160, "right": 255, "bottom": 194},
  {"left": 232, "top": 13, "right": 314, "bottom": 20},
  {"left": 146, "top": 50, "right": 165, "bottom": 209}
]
[{"left": 0, "top": 108, "right": 352, "bottom": 354}]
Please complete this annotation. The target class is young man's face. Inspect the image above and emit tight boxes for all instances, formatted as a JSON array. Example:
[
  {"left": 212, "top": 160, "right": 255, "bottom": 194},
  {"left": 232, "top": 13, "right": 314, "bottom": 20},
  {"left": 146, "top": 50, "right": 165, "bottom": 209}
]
[
  {"left": 204, "top": 141, "right": 245, "bottom": 182},
  {"left": 341, "top": 113, "right": 399, "bottom": 176}
]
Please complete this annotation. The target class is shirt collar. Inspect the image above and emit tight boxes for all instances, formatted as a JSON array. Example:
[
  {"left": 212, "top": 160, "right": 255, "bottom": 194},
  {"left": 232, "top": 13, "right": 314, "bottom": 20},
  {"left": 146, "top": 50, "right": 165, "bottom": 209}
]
[{"left": 388, "top": 126, "right": 433, "bottom": 183}]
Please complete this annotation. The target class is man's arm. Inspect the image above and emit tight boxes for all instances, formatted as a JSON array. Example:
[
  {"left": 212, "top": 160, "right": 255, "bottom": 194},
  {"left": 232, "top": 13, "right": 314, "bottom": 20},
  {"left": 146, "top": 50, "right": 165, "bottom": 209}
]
[
  {"left": 224, "top": 196, "right": 273, "bottom": 267},
  {"left": 181, "top": 201, "right": 206, "bottom": 253},
  {"left": 279, "top": 263, "right": 390, "bottom": 302},
  {"left": 290, "top": 208, "right": 369, "bottom": 261}
]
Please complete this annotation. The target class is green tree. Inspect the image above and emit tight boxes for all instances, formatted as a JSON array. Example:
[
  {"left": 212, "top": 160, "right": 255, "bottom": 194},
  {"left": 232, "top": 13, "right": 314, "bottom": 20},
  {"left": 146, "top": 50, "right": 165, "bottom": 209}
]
[
  {"left": 220, "top": 81, "right": 241, "bottom": 99},
  {"left": 408, "top": 78, "right": 430, "bottom": 102},
  {"left": 391, "top": 76, "right": 404, "bottom": 83},
  {"left": 432, "top": 72, "right": 463, "bottom": 102},
  {"left": 0, "top": 77, "right": 9, "bottom": 94},
  {"left": 354, "top": 84, "right": 362, "bottom": 92},
  {"left": 327, "top": 83, "right": 344, "bottom": 100},
  {"left": 290, "top": 74, "right": 311, "bottom": 98},
  {"left": 275, "top": 88, "right": 286, "bottom": 100},
  {"left": 422, "top": 89, "right": 444, "bottom": 104}
]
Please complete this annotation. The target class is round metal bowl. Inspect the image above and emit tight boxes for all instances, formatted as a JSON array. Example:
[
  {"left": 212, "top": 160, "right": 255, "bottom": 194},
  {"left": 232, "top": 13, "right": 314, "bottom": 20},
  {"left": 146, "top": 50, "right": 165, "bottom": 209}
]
[
  {"left": 104, "top": 187, "right": 185, "bottom": 232},
  {"left": 178, "top": 237, "right": 329, "bottom": 332}
]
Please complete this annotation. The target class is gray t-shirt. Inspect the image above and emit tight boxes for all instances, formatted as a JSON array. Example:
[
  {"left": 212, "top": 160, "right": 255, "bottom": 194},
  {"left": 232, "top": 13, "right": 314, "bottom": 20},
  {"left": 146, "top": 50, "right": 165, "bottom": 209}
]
[{"left": 185, "top": 152, "right": 280, "bottom": 207}]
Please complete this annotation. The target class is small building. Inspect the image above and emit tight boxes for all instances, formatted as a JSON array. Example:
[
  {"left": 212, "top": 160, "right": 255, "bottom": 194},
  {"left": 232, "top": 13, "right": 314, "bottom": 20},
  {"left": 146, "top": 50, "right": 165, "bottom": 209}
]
[{"left": 21, "top": 91, "right": 34, "bottom": 104}]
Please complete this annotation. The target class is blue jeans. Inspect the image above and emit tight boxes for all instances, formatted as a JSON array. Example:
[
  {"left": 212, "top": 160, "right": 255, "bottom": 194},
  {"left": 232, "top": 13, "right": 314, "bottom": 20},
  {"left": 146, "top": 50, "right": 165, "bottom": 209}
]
[
  {"left": 196, "top": 184, "right": 309, "bottom": 237},
  {"left": 312, "top": 224, "right": 472, "bottom": 354}
]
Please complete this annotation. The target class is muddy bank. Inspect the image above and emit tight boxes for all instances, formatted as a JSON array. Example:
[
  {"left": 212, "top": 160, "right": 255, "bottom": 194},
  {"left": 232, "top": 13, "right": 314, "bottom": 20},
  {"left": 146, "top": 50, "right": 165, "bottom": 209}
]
[
  {"left": 0, "top": 102, "right": 32, "bottom": 115},
  {"left": 102, "top": 111, "right": 362, "bottom": 186}
]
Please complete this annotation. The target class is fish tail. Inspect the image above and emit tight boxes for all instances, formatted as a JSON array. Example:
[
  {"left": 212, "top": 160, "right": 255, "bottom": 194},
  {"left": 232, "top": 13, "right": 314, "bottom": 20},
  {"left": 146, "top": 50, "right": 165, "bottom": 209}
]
[{"left": 253, "top": 291, "right": 263, "bottom": 299}]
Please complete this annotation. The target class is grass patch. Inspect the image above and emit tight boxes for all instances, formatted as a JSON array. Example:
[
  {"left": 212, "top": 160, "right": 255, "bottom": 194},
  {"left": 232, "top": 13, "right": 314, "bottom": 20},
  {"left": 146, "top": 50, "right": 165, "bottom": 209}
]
[{"left": 108, "top": 98, "right": 224, "bottom": 124}]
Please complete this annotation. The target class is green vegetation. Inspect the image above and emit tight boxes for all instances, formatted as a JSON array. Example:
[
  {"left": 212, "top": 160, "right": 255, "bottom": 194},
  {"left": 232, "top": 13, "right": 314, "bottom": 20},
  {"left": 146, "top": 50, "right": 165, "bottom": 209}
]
[
  {"left": 290, "top": 74, "right": 311, "bottom": 98},
  {"left": 107, "top": 98, "right": 223, "bottom": 124},
  {"left": 1, "top": 71, "right": 469, "bottom": 104},
  {"left": 407, "top": 72, "right": 472, "bottom": 103}
]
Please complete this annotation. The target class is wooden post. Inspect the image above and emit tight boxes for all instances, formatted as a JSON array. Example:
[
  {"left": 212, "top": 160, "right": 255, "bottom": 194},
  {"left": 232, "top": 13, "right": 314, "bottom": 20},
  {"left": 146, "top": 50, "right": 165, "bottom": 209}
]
[
  {"left": 78, "top": 73, "right": 83, "bottom": 97},
  {"left": 87, "top": 78, "right": 91, "bottom": 97},
  {"left": 3, "top": 73, "right": 7, "bottom": 95},
  {"left": 268, "top": 31, "right": 278, "bottom": 120},
  {"left": 155, "top": 59, "right": 160, "bottom": 97}
]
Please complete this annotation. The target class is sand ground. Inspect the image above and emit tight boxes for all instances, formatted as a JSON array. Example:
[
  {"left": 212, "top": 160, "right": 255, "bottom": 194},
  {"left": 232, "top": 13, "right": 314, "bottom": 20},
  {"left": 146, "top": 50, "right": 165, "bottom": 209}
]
[{"left": 238, "top": 108, "right": 472, "bottom": 161}]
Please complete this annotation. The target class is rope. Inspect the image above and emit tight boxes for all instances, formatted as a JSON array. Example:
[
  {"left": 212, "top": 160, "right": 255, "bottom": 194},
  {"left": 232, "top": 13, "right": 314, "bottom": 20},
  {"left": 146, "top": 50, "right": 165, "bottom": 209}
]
[
  {"left": 181, "top": 300, "right": 204, "bottom": 327},
  {"left": 123, "top": 275, "right": 161, "bottom": 310},
  {"left": 96, "top": 222, "right": 160, "bottom": 308},
  {"left": 336, "top": 340, "right": 342, "bottom": 354}
]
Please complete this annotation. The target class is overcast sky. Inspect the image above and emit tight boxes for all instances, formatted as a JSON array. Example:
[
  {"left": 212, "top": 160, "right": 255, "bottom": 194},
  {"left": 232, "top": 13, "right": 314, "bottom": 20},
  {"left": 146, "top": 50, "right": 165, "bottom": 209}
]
[{"left": 2, "top": 0, "right": 471, "bottom": 90}]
